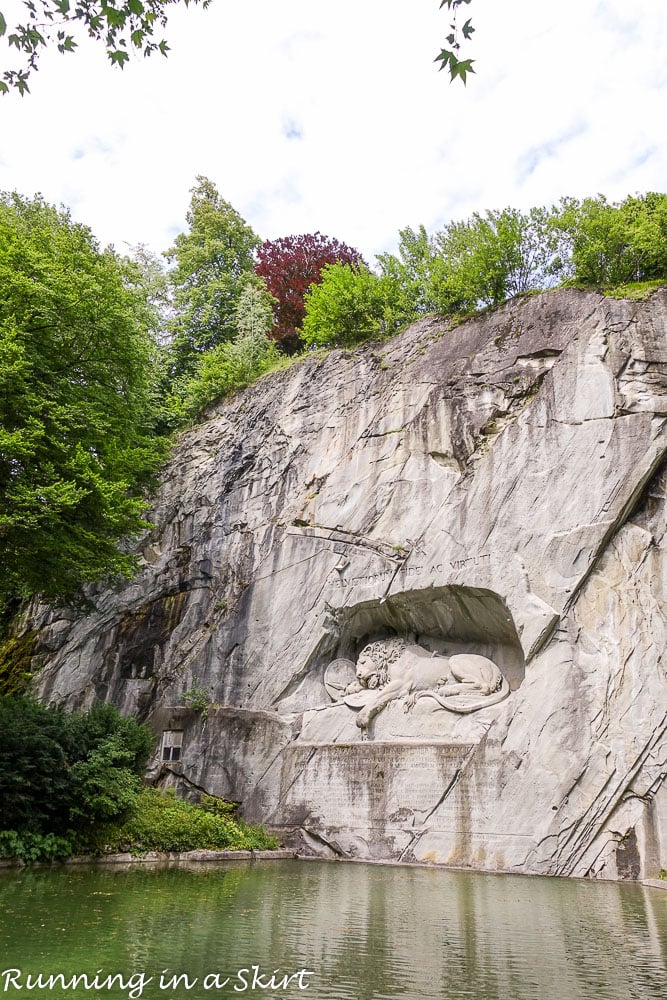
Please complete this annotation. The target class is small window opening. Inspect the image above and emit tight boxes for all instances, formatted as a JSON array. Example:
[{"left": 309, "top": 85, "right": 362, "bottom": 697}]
[{"left": 161, "top": 730, "right": 183, "bottom": 762}]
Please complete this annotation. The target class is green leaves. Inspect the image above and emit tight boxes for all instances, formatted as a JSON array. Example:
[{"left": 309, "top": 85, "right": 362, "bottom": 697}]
[
  {"left": 556, "top": 192, "right": 667, "bottom": 287},
  {"left": 435, "top": 0, "right": 476, "bottom": 84},
  {"left": 180, "top": 279, "right": 279, "bottom": 417},
  {"left": 301, "top": 263, "right": 408, "bottom": 348},
  {"left": 0, "top": 695, "right": 154, "bottom": 846},
  {"left": 109, "top": 48, "right": 130, "bottom": 67},
  {"left": 462, "top": 18, "right": 474, "bottom": 39},
  {"left": 1, "top": 0, "right": 207, "bottom": 93},
  {"left": 0, "top": 192, "right": 166, "bottom": 602},
  {"left": 436, "top": 50, "right": 475, "bottom": 84},
  {"left": 165, "top": 176, "right": 261, "bottom": 380}
]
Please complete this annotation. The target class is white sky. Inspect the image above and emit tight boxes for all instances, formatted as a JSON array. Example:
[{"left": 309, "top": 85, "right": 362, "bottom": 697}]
[{"left": 0, "top": 0, "right": 665, "bottom": 264}]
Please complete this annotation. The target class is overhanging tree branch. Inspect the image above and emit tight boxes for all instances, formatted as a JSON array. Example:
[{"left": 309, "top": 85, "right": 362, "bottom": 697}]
[
  {"left": 0, "top": 0, "right": 211, "bottom": 94},
  {"left": 435, "top": 0, "right": 476, "bottom": 85}
]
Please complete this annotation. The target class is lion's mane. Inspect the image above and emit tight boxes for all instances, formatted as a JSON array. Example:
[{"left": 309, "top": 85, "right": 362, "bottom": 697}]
[{"left": 359, "top": 637, "right": 407, "bottom": 687}]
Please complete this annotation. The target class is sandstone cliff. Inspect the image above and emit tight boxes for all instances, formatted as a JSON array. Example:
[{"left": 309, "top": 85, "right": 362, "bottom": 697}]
[{"left": 28, "top": 287, "right": 667, "bottom": 880}]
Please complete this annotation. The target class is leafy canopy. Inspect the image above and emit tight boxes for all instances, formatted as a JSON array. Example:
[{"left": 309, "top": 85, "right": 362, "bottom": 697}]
[
  {"left": 0, "top": 191, "right": 165, "bottom": 603},
  {"left": 165, "top": 176, "right": 260, "bottom": 379},
  {"left": 0, "top": 0, "right": 211, "bottom": 95},
  {"left": 255, "top": 232, "right": 365, "bottom": 353},
  {"left": 0, "top": 695, "right": 153, "bottom": 837},
  {"left": 301, "top": 192, "right": 667, "bottom": 349},
  {"left": 301, "top": 263, "right": 409, "bottom": 348},
  {"left": 557, "top": 192, "right": 667, "bottom": 287}
]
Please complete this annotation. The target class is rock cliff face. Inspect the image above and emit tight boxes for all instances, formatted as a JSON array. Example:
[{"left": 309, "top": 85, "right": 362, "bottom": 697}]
[{"left": 29, "top": 287, "right": 667, "bottom": 880}]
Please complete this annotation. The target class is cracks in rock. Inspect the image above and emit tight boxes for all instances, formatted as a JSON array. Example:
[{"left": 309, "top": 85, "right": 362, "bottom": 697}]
[
  {"left": 252, "top": 548, "right": 330, "bottom": 586},
  {"left": 556, "top": 719, "right": 667, "bottom": 876},
  {"left": 248, "top": 745, "right": 292, "bottom": 801},
  {"left": 279, "top": 748, "right": 318, "bottom": 802},
  {"left": 300, "top": 827, "right": 348, "bottom": 858},
  {"left": 151, "top": 766, "right": 221, "bottom": 801},
  {"left": 361, "top": 427, "right": 407, "bottom": 440},
  {"left": 285, "top": 524, "right": 404, "bottom": 563},
  {"left": 396, "top": 749, "right": 475, "bottom": 863},
  {"left": 561, "top": 445, "right": 667, "bottom": 622}
]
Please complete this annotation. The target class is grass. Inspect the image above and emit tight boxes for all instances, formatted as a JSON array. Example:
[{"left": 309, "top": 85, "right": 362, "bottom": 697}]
[
  {"left": 79, "top": 788, "right": 280, "bottom": 856},
  {"left": 603, "top": 279, "right": 667, "bottom": 300}
]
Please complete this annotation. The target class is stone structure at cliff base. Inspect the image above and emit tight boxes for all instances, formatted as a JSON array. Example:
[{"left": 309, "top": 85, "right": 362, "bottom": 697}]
[{"left": 25, "top": 288, "right": 667, "bottom": 880}]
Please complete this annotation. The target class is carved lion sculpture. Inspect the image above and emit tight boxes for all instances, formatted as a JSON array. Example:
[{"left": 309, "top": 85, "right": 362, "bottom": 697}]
[{"left": 343, "top": 637, "right": 510, "bottom": 731}]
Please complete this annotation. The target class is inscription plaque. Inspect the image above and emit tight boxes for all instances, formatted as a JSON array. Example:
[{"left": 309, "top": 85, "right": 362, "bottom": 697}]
[{"left": 281, "top": 742, "right": 476, "bottom": 851}]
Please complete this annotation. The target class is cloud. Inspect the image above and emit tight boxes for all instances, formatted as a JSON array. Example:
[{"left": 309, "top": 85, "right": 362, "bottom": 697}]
[
  {"left": 1, "top": 1, "right": 665, "bottom": 263},
  {"left": 516, "top": 122, "right": 588, "bottom": 184},
  {"left": 282, "top": 118, "right": 303, "bottom": 141}
]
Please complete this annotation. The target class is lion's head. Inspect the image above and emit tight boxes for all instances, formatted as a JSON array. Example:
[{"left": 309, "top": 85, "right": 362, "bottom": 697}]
[{"left": 356, "top": 637, "right": 407, "bottom": 689}]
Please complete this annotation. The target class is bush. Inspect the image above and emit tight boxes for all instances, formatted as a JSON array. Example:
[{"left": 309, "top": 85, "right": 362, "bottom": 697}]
[
  {"left": 181, "top": 334, "right": 280, "bottom": 415},
  {"left": 0, "top": 696, "right": 154, "bottom": 837},
  {"left": 301, "top": 263, "right": 408, "bottom": 347},
  {"left": 81, "top": 788, "right": 279, "bottom": 855},
  {"left": 0, "top": 830, "right": 75, "bottom": 864}
]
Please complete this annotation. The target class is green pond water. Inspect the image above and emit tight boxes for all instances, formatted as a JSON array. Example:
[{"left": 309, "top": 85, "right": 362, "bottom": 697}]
[{"left": 0, "top": 860, "right": 665, "bottom": 1000}]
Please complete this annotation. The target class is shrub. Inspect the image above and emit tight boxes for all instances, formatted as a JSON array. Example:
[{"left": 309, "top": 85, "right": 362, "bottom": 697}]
[
  {"left": 0, "top": 830, "right": 76, "bottom": 864},
  {"left": 0, "top": 696, "right": 153, "bottom": 836},
  {"left": 81, "top": 788, "right": 279, "bottom": 855},
  {"left": 301, "top": 263, "right": 407, "bottom": 347}
]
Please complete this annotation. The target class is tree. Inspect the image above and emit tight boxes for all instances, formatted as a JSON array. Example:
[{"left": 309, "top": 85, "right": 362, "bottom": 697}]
[
  {"left": 557, "top": 193, "right": 667, "bottom": 287},
  {"left": 428, "top": 206, "right": 565, "bottom": 313},
  {"left": 0, "top": 696, "right": 153, "bottom": 839},
  {"left": 376, "top": 225, "right": 441, "bottom": 316},
  {"left": 0, "top": 191, "right": 165, "bottom": 603},
  {"left": 234, "top": 275, "right": 276, "bottom": 344},
  {"left": 301, "top": 262, "right": 407, "bottom": 348},
  {"left": 165, "top": 176, "right": 260, "bottom": 379},
  {"left": 0, "top": 0, "right": 211, "bottom": 95},
  {"left": 254, "top": 232, "right": 365, "bottom": 353},
  {"left": 128, "top": 243, "right": 174, "bottom": 346},
  {"left": 181, "top": 276, "right": 279, "bottom": 416}
]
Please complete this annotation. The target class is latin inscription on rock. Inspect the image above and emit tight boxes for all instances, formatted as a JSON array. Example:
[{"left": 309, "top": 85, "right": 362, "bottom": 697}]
[{"left": 281, "top": 742, "right": 475, "bottom": 832}]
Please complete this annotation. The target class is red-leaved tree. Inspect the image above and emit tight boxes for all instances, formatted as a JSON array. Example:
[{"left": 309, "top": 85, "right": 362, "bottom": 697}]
[{"left": 254, "top": 232, "right": 366, "bottom": 352}]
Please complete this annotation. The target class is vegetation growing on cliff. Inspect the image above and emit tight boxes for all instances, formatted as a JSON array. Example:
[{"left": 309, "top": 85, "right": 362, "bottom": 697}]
[
  {"left": 0, "top": 696, "right": 153, "bottom": 859},
  {"left": 164, "top": 176, "right": 262, "bottom": 380},
  {"left": 301, "top": 193, "right": 667, "bottom": 348},
  {"left": 1, "top": 180, "right": 666, "bottom": 614},
  {"left": 255, "top": 233, "right": 366, "bottom": 353},
  {"left": 0, "top": 695, "right": 277, "bottom": 862}
]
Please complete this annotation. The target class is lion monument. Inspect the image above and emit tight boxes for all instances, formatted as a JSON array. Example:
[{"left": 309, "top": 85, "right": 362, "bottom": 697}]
[{"left": 342, "top": 637, "right": 510, "bottom": 732}]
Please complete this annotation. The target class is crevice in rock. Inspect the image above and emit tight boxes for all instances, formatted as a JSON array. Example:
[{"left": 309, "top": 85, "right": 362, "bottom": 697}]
[{"left": 299, "top": 827, "right": 348, "bottom": 858}]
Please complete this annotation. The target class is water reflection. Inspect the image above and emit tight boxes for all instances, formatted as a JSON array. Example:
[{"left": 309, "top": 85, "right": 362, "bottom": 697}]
[{"left": 0, "top": 860, "right": 665, "bottom": 999}]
